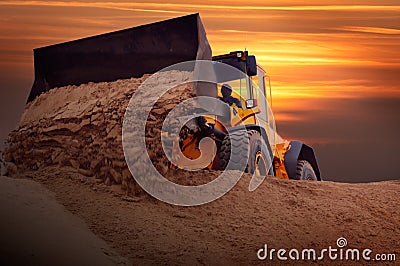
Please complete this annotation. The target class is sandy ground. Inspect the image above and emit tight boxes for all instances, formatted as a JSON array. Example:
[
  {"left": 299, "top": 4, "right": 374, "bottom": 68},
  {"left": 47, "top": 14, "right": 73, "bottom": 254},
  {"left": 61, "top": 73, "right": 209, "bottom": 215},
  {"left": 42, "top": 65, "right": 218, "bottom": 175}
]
[
  {"left": 3, "top": 75, "right": 399, "bottom": 265},
  {"left": 8, "top": 166, "right": 399, "bottom": 265},
  {"left": 0, "top": 175, "right": 130, "bottom": 266}
]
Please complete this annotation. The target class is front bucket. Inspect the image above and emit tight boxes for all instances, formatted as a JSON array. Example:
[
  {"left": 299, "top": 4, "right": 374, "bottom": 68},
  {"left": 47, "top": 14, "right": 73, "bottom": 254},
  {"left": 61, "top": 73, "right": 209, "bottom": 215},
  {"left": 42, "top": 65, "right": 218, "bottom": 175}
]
[{"left": 28, "top": 13, "right": 212, "bottom": 102}]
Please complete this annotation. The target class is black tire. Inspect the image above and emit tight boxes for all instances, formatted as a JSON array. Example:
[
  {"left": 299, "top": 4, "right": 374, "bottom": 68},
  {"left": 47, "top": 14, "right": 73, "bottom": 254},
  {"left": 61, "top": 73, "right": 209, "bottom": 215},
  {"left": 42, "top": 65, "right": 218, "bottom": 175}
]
[
  {"left": 296, "top": 160, "right": 317, "bottom": 181},
  {"left": 219, "top": 130, "right": 273, "bottom": 176},
  {"left": 219, "top": 130, "right": 249, "bottom": 171},
  {"left": 247, "top": 130, "right": 273, "bottom": 176}
]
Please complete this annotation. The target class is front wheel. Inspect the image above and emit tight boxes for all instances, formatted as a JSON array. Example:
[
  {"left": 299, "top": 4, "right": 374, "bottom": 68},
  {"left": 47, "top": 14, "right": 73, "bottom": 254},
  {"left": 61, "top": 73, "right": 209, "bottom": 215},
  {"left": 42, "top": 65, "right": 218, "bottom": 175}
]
[
  {"left": 219, "top": 130, "right": 273, "bottom": 176},
  {"left": 296, "top": 160, "right": 317, "bottom": 181}
]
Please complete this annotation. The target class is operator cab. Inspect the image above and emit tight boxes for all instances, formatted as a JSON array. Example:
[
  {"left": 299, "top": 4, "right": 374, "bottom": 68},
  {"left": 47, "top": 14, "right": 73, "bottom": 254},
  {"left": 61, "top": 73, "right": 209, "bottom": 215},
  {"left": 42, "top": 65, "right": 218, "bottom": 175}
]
[
  {"left": 212, "top": 51, "right": 276, "bottom": 145},
  {"left": 212, "top": 51, "right": 270, "bottom": 110},
  {"left": 212, "top": 51, "right": 272, "bottom": 120}
]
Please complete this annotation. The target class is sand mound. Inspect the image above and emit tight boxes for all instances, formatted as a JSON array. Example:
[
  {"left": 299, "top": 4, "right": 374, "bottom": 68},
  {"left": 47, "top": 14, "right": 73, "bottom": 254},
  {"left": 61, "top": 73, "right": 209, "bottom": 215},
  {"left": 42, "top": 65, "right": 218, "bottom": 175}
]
[
  {"left": 5, "top": 71, "right": 202, "bottom": 194},
  {"left": 13, "top": 166, "right": 400, "bottom": 265},
  {"left": 4, "top": 72, "right": 399, "bottom": 265},
  {"left": 0, "top": 175, "right": 129, "bottom": 266}
]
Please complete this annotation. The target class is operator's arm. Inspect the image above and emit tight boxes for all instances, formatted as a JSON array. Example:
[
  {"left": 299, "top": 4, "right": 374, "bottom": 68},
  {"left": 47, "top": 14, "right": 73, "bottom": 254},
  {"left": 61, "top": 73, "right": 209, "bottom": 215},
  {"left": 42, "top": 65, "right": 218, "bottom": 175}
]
[{"left": 233, "top": 98, "right": 242, "bottom": 108}]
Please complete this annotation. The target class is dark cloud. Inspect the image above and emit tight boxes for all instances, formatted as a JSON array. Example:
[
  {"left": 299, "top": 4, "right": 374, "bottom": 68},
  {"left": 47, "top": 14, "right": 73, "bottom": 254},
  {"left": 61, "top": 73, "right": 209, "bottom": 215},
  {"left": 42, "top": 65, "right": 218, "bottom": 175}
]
[
  {"left": 0, "top": 76, "right": 31, "bottom": 150},
  {"left": 277, "top": 97, "right": 400, "bottom": 182}
]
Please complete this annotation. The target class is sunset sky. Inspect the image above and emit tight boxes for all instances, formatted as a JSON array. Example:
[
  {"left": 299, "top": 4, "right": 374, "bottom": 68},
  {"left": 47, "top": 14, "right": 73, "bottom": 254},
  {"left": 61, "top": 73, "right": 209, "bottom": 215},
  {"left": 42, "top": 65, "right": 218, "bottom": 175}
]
[{"left": 0, "top": 1, "right": 399, "bottom": 182}]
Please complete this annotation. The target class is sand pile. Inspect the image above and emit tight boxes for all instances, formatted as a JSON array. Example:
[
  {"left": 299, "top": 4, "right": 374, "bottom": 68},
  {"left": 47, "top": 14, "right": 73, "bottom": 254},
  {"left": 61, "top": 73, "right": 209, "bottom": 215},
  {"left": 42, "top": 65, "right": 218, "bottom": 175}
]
[
  {"left": 5, "top": 71, "right": 197, "bottom": 194},
  {"left": 4, "top": 71, "right": 399, "bottom": 265},
  {"left": 13, "top": 165, "right": 400, "bottom": 265}
]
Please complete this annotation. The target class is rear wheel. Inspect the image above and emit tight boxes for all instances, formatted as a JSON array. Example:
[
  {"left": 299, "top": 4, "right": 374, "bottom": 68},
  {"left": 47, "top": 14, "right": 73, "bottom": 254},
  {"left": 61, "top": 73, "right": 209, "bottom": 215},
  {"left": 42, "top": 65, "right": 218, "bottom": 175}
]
[
  {"left": 247, "top": 130, "right": 273, "bottom": 176},
  {"left": 296, "top": 160, "right": 317, "bottom": 181}
]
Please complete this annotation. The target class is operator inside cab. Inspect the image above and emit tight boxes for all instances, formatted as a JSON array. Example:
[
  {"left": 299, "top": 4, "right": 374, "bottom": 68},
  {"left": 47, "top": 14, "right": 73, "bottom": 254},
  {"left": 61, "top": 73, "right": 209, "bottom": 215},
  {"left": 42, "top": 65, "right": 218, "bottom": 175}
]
[{"left": 219, "top": 84, "right": 242, "bottom": 108}]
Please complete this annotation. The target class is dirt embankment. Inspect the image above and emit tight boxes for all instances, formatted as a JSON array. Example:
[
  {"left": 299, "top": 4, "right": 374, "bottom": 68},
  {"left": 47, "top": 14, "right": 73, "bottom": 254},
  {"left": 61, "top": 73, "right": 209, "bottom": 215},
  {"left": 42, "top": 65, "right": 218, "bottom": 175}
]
[
  {"left": 4, "top": 72, "right": 197, "bottom": 194},
  {"left": 15, "top": 166, "right": 400, "bottom": 265},
  {"left": 0, "top": 175, "right": 130, "bottom": 266},
  {"left": 3, "top": 74, "right": 399, "bottom": 265}
]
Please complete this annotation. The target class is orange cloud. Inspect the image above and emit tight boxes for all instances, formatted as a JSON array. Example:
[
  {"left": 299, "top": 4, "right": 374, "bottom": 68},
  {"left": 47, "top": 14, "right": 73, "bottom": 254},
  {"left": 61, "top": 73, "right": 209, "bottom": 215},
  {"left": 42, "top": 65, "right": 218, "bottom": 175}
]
[
  {"left": 334, "top": 26, "right": 400, "bottom": 35},
  {"left": 1, "top": 1, "right": 400, "bottom": 12}
]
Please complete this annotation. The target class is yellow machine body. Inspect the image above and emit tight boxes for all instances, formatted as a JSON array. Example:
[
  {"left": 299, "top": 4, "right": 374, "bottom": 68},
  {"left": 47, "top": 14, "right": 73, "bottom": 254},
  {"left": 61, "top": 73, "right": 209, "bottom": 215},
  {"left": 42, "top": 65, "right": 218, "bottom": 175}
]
[{"left": 169, "top": 51, "right": 321, "bottom": 181}]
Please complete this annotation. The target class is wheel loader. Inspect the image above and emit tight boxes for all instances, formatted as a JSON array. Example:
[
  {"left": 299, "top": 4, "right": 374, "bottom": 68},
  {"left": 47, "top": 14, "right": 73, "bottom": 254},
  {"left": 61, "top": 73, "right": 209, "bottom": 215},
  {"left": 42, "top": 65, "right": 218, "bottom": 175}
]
[
  {"left": 169, "top": 51, "right": 321, "bottom": 181},
  {"left": 27, "top": 13, "right": 320, "bottom": 181}
]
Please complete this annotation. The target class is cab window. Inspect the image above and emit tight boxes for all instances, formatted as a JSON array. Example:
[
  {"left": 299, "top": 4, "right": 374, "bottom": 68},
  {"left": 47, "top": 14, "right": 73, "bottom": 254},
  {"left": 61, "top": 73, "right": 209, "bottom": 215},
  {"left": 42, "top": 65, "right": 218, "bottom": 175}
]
[
  {"left": 251, "top": 67, "right": 269, "bottom": 121},
  {"left": 217, "top": 78, "right": 248, "bottom": 103}
]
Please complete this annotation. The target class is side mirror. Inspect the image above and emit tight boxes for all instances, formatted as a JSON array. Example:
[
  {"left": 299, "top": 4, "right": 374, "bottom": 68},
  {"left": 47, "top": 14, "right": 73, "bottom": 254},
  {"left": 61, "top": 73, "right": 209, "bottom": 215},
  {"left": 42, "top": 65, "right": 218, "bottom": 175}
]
[
  {"left": 246, "top": 55, "right": 257, "bottom": 76},
  {"left": 246, "top": 99, "right": 258, "bottom": 109}
]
